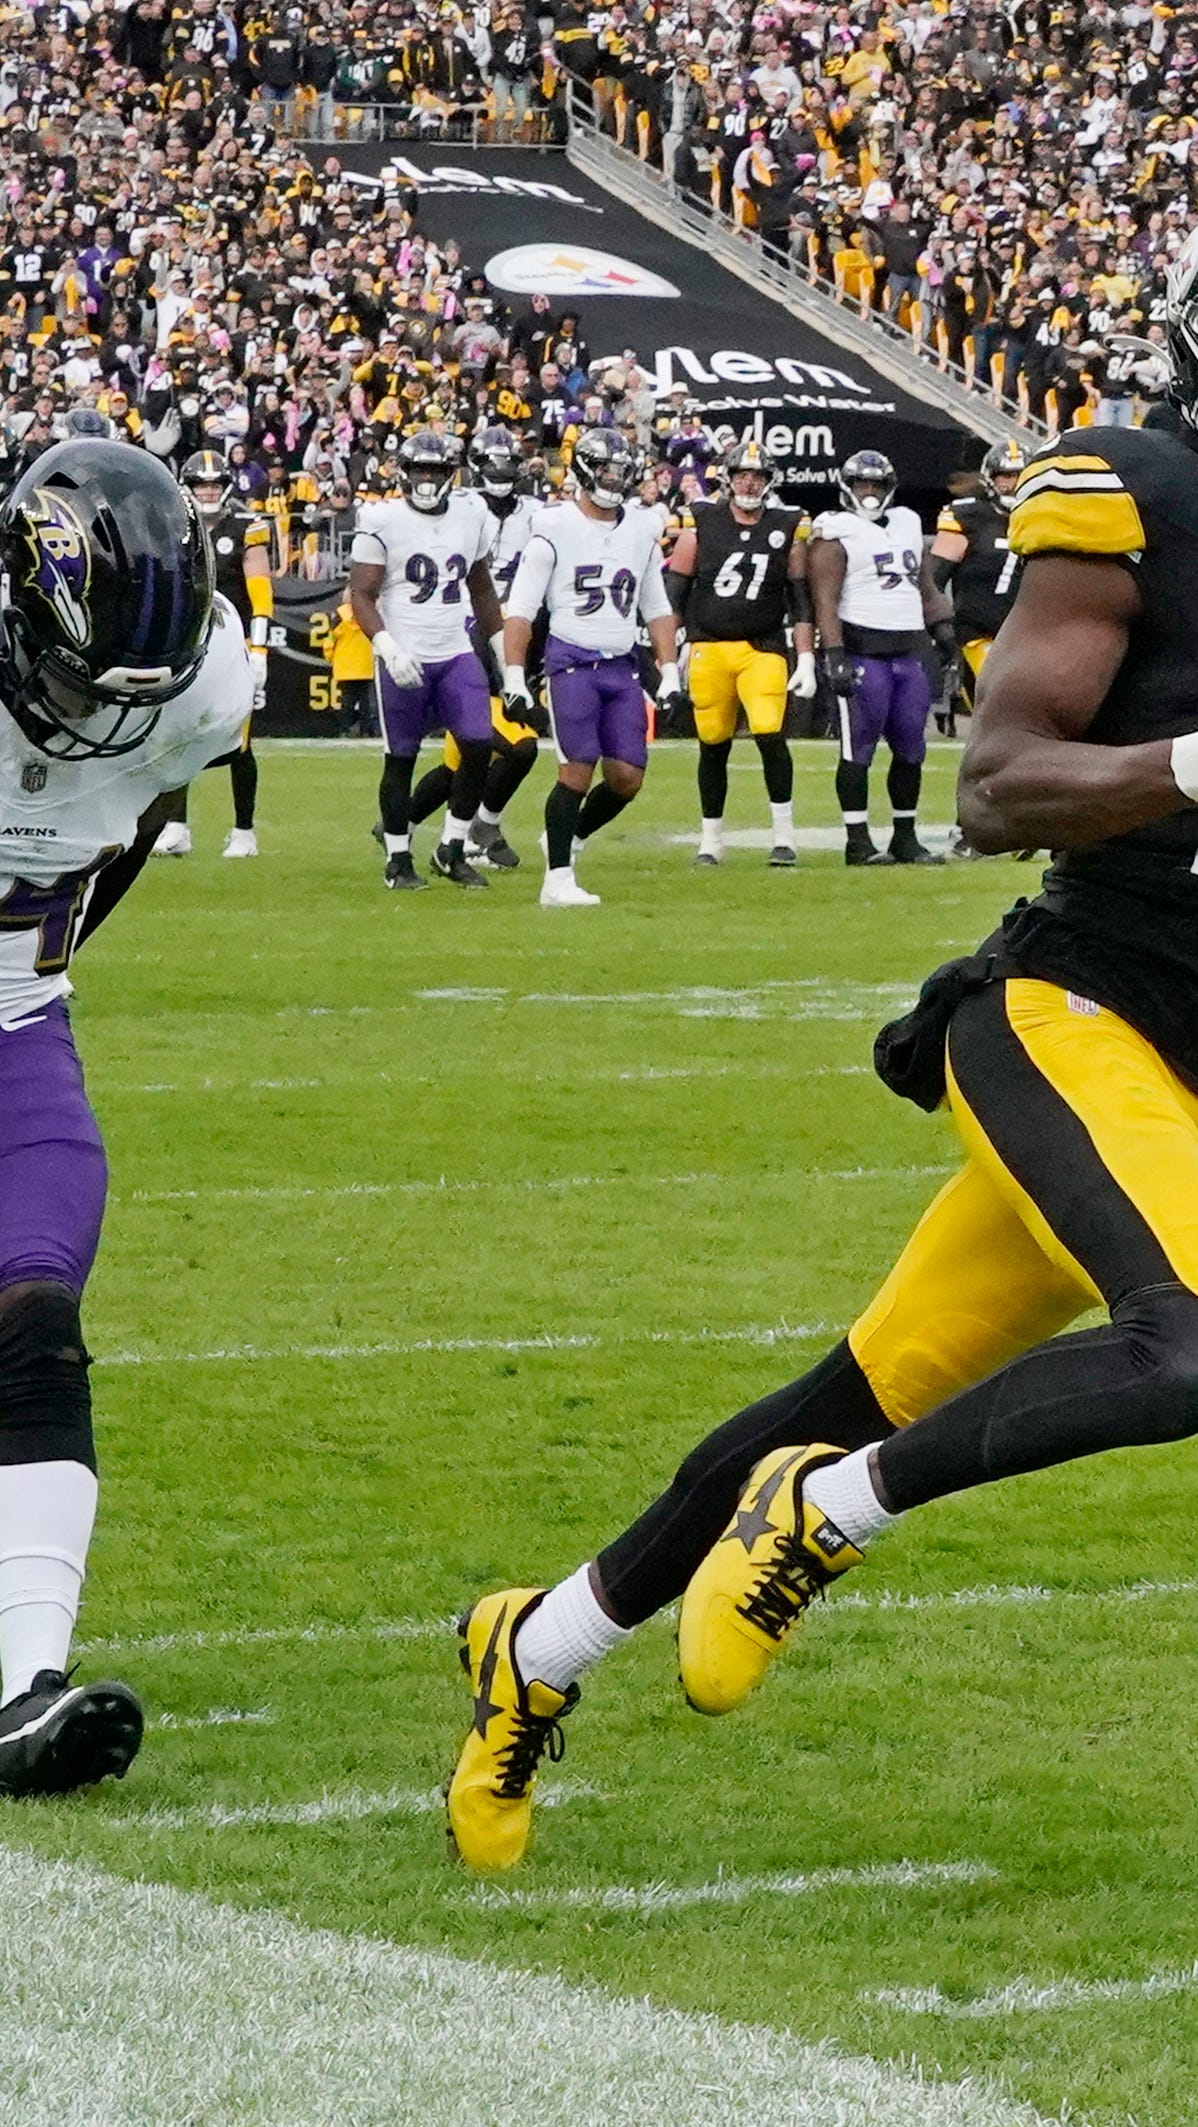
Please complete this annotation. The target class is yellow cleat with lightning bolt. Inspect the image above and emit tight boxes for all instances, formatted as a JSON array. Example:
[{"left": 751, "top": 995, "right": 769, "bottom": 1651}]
[
  {"left": 447, "top": 1588, "right": 579, "bottom": 1871},
  {"left": 678, "top": 1444, "right": 862, "bottom": 1716}
]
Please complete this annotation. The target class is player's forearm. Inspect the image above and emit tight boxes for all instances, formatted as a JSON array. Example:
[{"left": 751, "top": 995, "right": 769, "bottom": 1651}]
[
  {"left": 646, "top": 613, "right": 678, "bottom": 673},
  {"left": 349, "top": 585, "right": 384, "bottom": 640},
  {"left": 503, "top": 614, "right": 533, "bottom": 669},
  {"left": 958, "top": 731, "right": 1184, "bottom": 853},
  {"left": 470, "top": 580, "right": 504, "bottom": 642}
]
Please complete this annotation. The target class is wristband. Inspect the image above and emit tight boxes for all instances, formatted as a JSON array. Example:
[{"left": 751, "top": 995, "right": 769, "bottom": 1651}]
[
  {"left": 249, "top": 614, "right": 270, "bottom": 650},
  {"left": 1170, "top": 731, "right": 1198, "bottom": 803},
  {"left": 658, "top": 661, "right": 681, "bottom": 695},
  {"left": 374, "top": 628, "right": 397, "bottom": 663},
  {"left": 504, "top": 662, "right": 528, "bottom": 695}
]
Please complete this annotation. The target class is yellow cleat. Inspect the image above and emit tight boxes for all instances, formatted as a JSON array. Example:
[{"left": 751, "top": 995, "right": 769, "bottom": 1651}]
[
  {"left": 678, "top": 1444, "right": 862, "bottom": 1716},
  {"left": 447, "top": 1588, "right": 579, "bottom": 1871}
]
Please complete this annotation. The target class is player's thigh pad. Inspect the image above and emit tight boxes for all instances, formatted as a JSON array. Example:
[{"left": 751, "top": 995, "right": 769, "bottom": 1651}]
[
  {"left": 948, "top": 977, "right": 1198, "bottom": 1307},
  {"left": 849, "top": 1157, "right": 1089, "bottom": 1428},
  {"left": 688, "top": 641, "right": 741, "bottom": 746},
  {"left": 739, "top": 648, "right": 788, "bottom": 735},
  {"left": 443, "top": 731, "right": 462, "bottom": 773},
  {"left": 0, "top": 1283, "right": 95, "bottom": 1469}
]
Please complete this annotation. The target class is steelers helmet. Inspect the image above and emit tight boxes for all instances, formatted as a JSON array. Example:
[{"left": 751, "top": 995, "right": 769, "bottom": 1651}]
[
  {"left": 980, "top": 436, "right": 1030, "bottom": 512},
  {"left": 181, "top": 448, "right": 232, "bottom": 518},
  {"left": 838, "top": 449, "right": 896, "bottom": 518},
  {"left": 0, "top": 439, "right": 214, "bottom": 758},
  {"left": 396, "top": 427, "right": 461, "bottom": 512},
  {"left": 571, "top": 427, "right": 636, "bottom": 511},
  {"left": 721, "top": 438, "right": 777, "bottom": 513},
  {"left": 468, "top": 425, "right": 523, "bottom": 499}
]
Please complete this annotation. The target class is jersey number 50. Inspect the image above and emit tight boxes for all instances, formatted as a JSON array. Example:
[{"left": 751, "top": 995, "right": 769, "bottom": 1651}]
[{"left": 573, "top": 563, "right": 636, "bottom": 617}]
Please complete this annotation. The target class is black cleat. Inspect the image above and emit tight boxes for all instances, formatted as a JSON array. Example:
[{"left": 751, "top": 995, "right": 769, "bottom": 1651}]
[
  {"left": 768, "top": 844, "right": 796, "bottom": 868},
  {"left": 384, "top": 852, "right": 428, "bottom": 891},
  {"left": 889, "top": 834, "right": 944, "bottom": 866},
  {"left": 693, "top": 851, "right": 721, "bottom": 868},
  {"left": 845, "top": 833, "right": 892, "bottom": 867},
  {"left": 468, "top": 820, "right": 520, "bottom": 870},
  {"left": 430, "top": 844, "right": 488, "bottom": 889},
  {"left": 0, "top": 1669, "right": 143, "bottom": 1797}
]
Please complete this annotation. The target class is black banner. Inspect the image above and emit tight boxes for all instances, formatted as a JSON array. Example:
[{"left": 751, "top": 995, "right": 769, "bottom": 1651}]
[
  {"left": 259, "top": 574, "right": 349, "bottom": 737},
  {"left": 340, "top": 143, "right": 969, "bottom": 501}
]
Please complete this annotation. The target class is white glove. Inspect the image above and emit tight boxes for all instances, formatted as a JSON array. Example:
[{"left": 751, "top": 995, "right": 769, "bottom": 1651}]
[
  {"left": 656, "top": 661, "right": 682, "bottom": 700},
  {"left": 249, "top": 648, "right": 268, "bottom": 710},
  {"left": 788, "top": 650, "right": 817, "bottom": 699},
  {"left": 373, "top": 628, "right": 424, "bottom": 689},
  {"left": 502, "top": 661, "right": 534, "bottom": 713}
]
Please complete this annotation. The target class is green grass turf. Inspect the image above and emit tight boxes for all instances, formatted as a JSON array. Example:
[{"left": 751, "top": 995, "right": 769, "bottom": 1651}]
[{"left": 14, "top": 737, "right": 1198, "bottom": 2126}]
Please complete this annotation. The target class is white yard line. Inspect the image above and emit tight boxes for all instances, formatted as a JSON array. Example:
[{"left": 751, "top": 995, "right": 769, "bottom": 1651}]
[
  {"left": 868, "top": 1963, "right": 1198, "bottom": 2018},
  {"left": 116, "top": 1162, "right": 948, "bottom": 1209},
  {"left": 151, "top": 1707, "right": 275, "bottom": 1731},
  {"left": 472, "top": 1857, "right": 996, "bottom": 1915},
  {"left": 0, "top": 1842, "right": 1069, "bottom": 2127},
  {"left": 96, "top": 1319, "right": 839, "bottom": 1369},
  {"left": 101, "top": 1779, "right": 599, "bottom": 1834},
  {"left": 77, "top": 1575, "right": 1198, "bottom": 1665}
]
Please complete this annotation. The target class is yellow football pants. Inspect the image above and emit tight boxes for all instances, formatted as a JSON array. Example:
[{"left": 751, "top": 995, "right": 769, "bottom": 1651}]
[
  {"left": 957, "top": 636, "right": 991, "bottom": 712},
  {"left": 850, "top": 978, "right": 1198, "bottom": 1427},
  {"left": 688, "top": 640, "right": 788, "bottom": 745},
  {"left": 443, "top": 699, "right": 537, "bottom": 773}
]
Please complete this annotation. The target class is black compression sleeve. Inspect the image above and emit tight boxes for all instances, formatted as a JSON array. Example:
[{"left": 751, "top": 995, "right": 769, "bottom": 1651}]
[
  {"left": 785, "top": 575, "right": 812, "bottom": 624},
  {"left": 665, "top": 569, "right": 692, "bottom": 619},
  {"left": 931, "top": 554, "right": 956, "bottom": 593}
]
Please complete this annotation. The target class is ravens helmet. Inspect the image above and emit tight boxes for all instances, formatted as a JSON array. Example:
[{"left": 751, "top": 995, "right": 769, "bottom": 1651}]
[
  {"left": 181, "top": 448, "right": 232, "bottom": 518},
  {"left": 838, "top": 449, "right": 896, "bottom": 518},
  {"left": 980, "top": 437, "right": 1029, "bottom": 512},
  {"left": 468, "top": 426, "right": 523, "bottom": 499},
  {"left": 571, "top": 428, "right": 636, "bottom": 511},
  {"left": 722, "top": 438, "right": 777, "bottom": 515},
  {"left": 0, "top": 439, "right": 214, "bottom": 759},
  {"left": 397, "top": 427, "right": 461, "bottom": 512}
]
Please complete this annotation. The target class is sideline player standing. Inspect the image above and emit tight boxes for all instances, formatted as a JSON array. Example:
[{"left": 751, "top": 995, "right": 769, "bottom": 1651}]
[
  {"left": 666, "top": 440, "right": 816, "bottom": 869},
  {"left": 152, "top": 450, "right": 274, "bottom": 859},
  {"left": 407, "top": 428, "right": 543, "bottom": 871},
  {"left": 350, "top": 429, "right": 506, "bottom": 892},
  {"left": 0, "top": 438, "right": 252, "bottom": 1792},
  {"left": 443, "top": 236, "right": 1198, "bottom": 1868},
  {"left": 503, "top": 428, "right": 684, "bottom": 909},
  {"left": 931, "top": 438, "right": 1029, "bottom": 722},
  {"left": 811, "top": 450, "right": 955, "bottom": 866}
]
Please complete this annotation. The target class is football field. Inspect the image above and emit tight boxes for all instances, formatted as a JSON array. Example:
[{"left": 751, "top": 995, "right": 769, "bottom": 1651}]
[{"left": 12, "top": 738, "right": 1198, "bottom": 2127}]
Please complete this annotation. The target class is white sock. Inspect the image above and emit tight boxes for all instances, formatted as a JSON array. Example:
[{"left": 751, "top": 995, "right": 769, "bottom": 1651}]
[
  {"left": 383, "top": 832, "right": 410, "bottom": 856},
  {"left": 892, "top": 810, "right": 916, "bottom": 827},
  {"left": 513, "top": 1563, "right": 629, "bottom": 1692},
  {"left": 476, "top": 805, "right": 502, "bottom": 828},
  {"left": 769, "top": 800, "right": 794, "bottom": 846},
  {"left": 442, "top": 811, "right": 474, "bottom": 846},
  {"left": 0, "top": 1461, "right": 97, "bottom": 1704},
  {"left": 841, "top": 809, "right": 869, "bottom": 827},
  {"left": 804, "top": 1446, "right": 900, "bottom": 1551},
  {"left": 698, "top": 816, "right": 724, "bottom": 856}
]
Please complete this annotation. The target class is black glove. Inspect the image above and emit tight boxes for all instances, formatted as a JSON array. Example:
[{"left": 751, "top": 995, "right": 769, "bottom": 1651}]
[
  {"left": 930, "top": 619, "right": 957, "bottom": 673},
  {"left": 821, "top": 646, "right": 858, "bottom": 699},
  {"left": 505, "top": 684, "right": 548, "bottom": 738},
  {"left": 656, "top": 688, "right": 690, "bottom": 735}
]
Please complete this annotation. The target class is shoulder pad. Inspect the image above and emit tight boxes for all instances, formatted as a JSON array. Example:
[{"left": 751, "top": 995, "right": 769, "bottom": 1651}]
[
  {"left": 936, "top": 505, "right": 966, "bottom": 535},
  {"left": 1010, "top": 434, "right": 1146, "bottom": 561}
]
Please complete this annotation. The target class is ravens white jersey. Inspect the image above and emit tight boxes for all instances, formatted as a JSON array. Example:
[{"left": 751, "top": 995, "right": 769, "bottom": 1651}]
[
  {"left": 507, "top": 498, "right": 672, "bottom": 656},
  {"left": 0, "top": 594, "right": 252, "bottom": 1023},
  {"left": 351, "top": 490, "right": 493, "bottom": 660},
  {"left": 811, "top": 505, "right": 925, "bottom": 633},
  {"left": 484, "top": 493, "right": 540, "bottom": 608}
]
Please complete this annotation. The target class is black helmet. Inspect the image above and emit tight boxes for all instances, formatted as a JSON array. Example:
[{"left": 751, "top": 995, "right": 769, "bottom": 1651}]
[
  {"left": 0, "top": 439, "right": 214, "bottom": 759},
  {"left": 980, "top": 436, "right": 1029, "bottom": 512},
  {"left": 397, "top": 427, "right": 460, "bottom": 512},
  {"left": 571, "top": 427, "right": 636, "bottom": 510},
  {"left": 181, "top": 447, "right": 231, "bottom": 517},
  {"left": 837, "top": 448, "right": 896, "bottom": 518},
  {"left": 468, "top": 425, "right": 523, "bottom": 498},
  {"left": 721, "top": 437, "right": 777, "bottom": 513}
]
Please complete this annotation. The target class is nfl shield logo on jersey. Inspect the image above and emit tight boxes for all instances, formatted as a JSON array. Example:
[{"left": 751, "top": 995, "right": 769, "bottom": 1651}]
[{"left": 20, "top": 761, "right": 47, "bottom": 793}]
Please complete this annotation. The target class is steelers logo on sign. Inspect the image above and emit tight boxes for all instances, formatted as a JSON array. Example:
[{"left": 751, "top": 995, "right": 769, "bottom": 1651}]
[
  {"left": 216, "top": 536, "right": 235, "bottom": 555},
  {"left": 769, "top": 529, "right": 786, "bottom": 548}
]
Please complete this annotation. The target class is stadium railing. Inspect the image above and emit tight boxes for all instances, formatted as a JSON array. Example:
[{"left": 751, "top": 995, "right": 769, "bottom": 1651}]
[
  {"left": 293, "top": 102, "right": 564, "bottom": 147},
  {"left": 564, "top": 81, "right": 1043, "bottom": 452}
]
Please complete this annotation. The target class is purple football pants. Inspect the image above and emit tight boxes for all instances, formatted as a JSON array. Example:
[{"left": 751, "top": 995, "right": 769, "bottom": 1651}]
[
  {"left": 377, "top": 651, "right": 492, "bottom": 756},
  {"left": 545, "top": 636, "right": 648, "bottom": 770},
  {"left": 839, "top": 655, "right": 931, "bottom": 767},
  {"left": 0, "top": 1000, "right": 106, "bottom": 1295}
]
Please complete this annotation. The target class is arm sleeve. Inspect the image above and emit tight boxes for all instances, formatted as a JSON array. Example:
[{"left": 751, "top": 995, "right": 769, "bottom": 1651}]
[
  {"left": 785, "top": 574, "right": 812, "bottom": 624},
  {"left": 637, "top": 552, "right": 673, "bottom": 625},
  {"left": 505, "top": 534, "right": 556, "bottom": 622},
  {"left": 665, "top": 569, "right": 692, "bottom": 618}
]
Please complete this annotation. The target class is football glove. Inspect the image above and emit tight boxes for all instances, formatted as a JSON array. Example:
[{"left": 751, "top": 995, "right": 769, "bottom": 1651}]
[
  {"left": 930, "top": 618, "right": 957, "bottom": 674},
  {"left": 373, "top": 629, "right": 424, "bottom": 690},
  {"left": 788, "top": 650, "right": 817, "bottom": 699},
  {"left": 655, "top": 660, "right": 689, "bottom": 733},
  {"left": 821, "top": 646, "right": 858, "bottom": 699},
  {"left": 502, "top": 663, "right": 535, "bottom": 725}
]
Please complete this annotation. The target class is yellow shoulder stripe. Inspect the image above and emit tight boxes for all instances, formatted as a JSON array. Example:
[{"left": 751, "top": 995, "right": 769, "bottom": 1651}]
[
  {"left": 1009, "top": 485, "right": 1145, "bottom": 560},
  {"left": 244, "top": 523, "right": 272, "bottom": 547},
  {"left": 936, "top": 507, "right": 964, "bottom": 534}
]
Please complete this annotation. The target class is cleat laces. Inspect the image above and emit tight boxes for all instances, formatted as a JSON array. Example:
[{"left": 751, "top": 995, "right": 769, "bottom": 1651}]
[
  {"left": 738, "top": 1532, "right": 831, "bottom": 1640},
  {"left": 495, "top": 1687, "right": 578, "bottom": 1799}
]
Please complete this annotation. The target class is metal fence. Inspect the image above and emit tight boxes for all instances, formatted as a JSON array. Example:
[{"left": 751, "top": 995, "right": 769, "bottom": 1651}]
[{"left": 276, "top": 100, "right": 565, "bottom": 148}]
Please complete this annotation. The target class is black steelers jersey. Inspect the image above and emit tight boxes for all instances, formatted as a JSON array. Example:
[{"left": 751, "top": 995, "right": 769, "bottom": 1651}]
[
  {"left": 685, "top": 502, "right": 802, "bottom": 653},
  {"left": 936, "top": 493, "right": 1019, "bottom": 645},
  {"left": 206, "top": 503, "right": 271, "bottom": 630},
  {"left": 997, "top": 422, "right": 1198, "bottom": 1089}
]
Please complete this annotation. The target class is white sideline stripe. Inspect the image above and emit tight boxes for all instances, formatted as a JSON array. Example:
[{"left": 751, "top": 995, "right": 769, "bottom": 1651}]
[
  {"left": 0, "top": 1844, "right": 1068, "bottom": 2127},
  {"left": 868, "top": 1963, "right": 1198, "bottom": 2018},
  {"left": 77, "top": 1576, "right": 1198, "bottom": 1664},
  {"left": 96, "top": 1318, "right": 841, "bottom": 1369},
  {"left": 102, "top": 1779, "right": 600, "bottom": 1834},
  {"left": 473, "top": 1857, "right": 996, "bottom": 1915},
  {"left": 151, "top": 1707, "right": 275, "bottom": 1732},
  {"left": 117, "top": 1162, "right": 949, "bottom": 1209}
]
